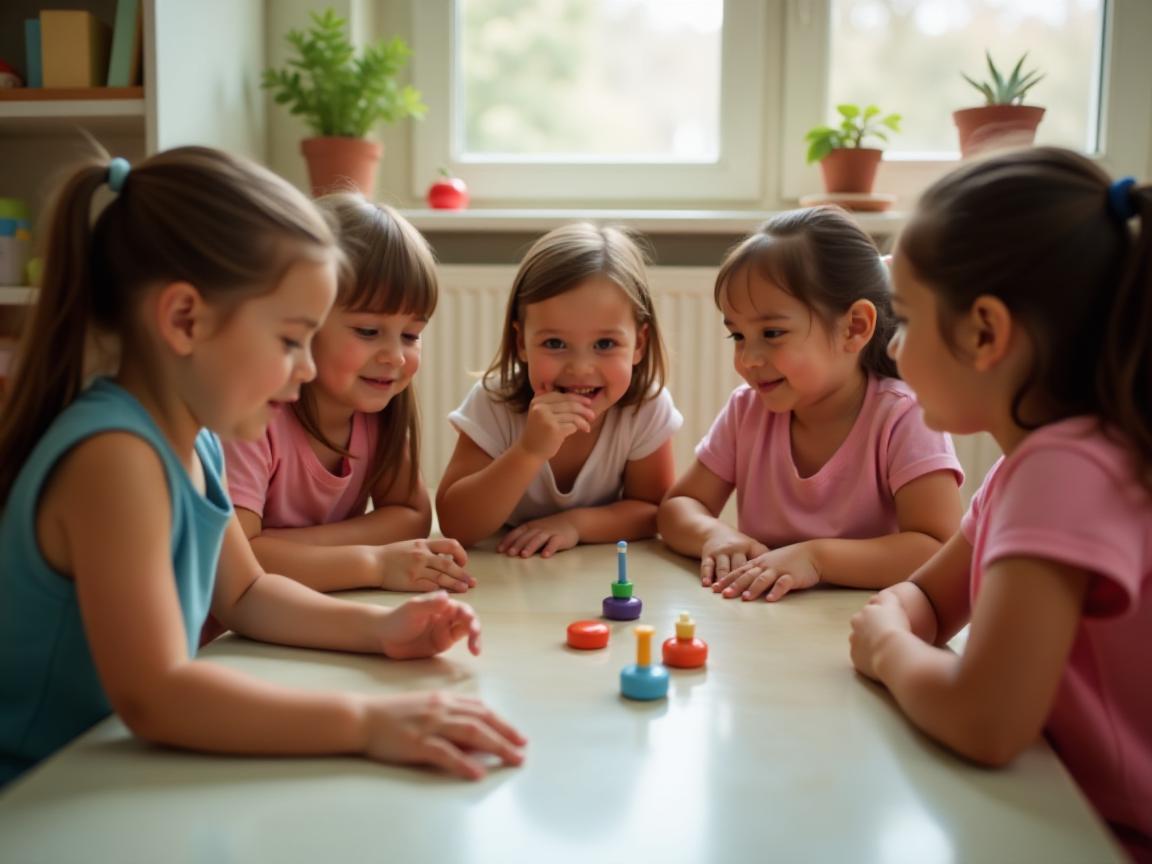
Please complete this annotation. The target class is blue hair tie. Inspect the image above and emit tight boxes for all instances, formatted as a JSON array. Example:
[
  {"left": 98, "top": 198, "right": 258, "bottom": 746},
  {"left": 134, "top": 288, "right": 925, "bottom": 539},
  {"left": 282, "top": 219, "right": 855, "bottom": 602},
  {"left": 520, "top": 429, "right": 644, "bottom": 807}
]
[
  {"left": 106, "top": 157, "right": 131, "bottom": 194},
  {"left": 1107, "top": 176, "right": 1137, "bottom": 221}
]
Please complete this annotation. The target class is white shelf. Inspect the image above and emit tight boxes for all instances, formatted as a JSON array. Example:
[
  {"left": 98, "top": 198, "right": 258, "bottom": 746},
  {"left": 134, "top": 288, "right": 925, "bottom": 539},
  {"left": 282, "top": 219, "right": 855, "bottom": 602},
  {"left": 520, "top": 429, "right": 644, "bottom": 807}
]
[
  {"left": 0, "top": 287, "right": 37, "bottom": 305},
  {"left": 400, "top": 207, "right": 909, "bottom": 235}
]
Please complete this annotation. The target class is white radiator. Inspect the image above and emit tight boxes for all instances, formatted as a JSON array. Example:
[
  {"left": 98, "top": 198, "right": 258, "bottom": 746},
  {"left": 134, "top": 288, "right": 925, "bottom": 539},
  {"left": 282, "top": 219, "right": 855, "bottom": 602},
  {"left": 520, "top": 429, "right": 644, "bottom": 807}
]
[{"left": 420, "top": 265, "right": 999, "bottom": 503}]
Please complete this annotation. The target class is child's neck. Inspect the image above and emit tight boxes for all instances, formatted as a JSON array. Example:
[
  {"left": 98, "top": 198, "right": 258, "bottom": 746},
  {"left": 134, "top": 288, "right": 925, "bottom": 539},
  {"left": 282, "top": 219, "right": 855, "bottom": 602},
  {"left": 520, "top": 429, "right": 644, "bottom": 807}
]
[
  {"left": 115, "top": 360, "right": 200, "bottom": 469},
  {"left": 309, "top": 387, "right": 358, "bottom": 451},
  {"left": 788, "top": 368, "right": 868, "bottom": 478}
]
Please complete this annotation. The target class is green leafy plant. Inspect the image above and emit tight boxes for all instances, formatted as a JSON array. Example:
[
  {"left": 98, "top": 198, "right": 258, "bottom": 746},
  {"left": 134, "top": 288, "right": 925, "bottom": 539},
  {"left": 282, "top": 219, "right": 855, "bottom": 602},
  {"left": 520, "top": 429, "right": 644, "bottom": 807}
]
[
  {"left": 962, "top": 52, "right": 1045, "bottom": 106},
  {"left": 262, "top": 8, "right": 427, "bottom": 138},
  {"left": 805, "top": 104, "right": 902, "bottom": 164}
]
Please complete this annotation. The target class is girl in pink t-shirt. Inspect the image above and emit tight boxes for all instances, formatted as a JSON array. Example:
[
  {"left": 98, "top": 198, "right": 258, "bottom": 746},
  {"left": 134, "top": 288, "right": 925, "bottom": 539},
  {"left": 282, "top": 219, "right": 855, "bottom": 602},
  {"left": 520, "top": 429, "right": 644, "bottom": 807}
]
[
  {"left": 659, "top": 207, "right": 963, "bottom": 601},
  {"left": 224, "top": 195, "right": 473, "bottom": 594},
  {"left": 849, "top": 148, "right": 1152, "bottom": 860}
]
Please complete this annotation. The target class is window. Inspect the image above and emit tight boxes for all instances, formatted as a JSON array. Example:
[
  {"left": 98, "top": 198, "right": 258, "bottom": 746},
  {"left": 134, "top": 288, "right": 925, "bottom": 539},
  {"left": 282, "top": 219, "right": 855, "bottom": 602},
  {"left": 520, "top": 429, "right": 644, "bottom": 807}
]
[
  {"left": 410, "top": 0, "right": 1152, "bottom": 206},
  {"left": 411, "top": 0, "right": 766, "bottom": 202}
]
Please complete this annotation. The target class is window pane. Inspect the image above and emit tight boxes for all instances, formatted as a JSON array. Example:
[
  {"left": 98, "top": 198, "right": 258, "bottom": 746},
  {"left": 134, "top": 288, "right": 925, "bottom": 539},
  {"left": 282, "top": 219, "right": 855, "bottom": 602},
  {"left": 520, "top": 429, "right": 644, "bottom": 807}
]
[
  {"left": 457, "top": 0, "right": 722, "bottom": 161},
  {"left": 829, "top": 0, "right": 1105, "bottom": 155}
]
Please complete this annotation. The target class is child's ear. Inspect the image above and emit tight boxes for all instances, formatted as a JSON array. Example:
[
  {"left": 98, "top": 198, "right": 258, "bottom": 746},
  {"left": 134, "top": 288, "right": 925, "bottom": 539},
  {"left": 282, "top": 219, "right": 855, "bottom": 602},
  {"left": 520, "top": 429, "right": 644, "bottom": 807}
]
[
  {"left": 633, "top": 322, "right": 649, "bottom": 365},
  {"left": 513, "top": 321, "right": 527, "bottom": 362},
  {"left": 842, "top": 299, "right": 877, "bottom": 353},
  {"left": 155, "top": 281, "right": 208, "bottom": 357},
  {"left": 966, "top": 295, "right": 1014, "bottom": 372}
]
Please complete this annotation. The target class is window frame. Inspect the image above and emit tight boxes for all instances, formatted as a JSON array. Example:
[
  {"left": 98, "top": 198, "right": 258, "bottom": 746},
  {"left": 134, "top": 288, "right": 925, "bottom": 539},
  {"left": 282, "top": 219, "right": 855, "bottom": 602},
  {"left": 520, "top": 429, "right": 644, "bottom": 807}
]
[
  {"left": 407, "top": 0, "right": 1152, "bottom": 207},
  {"left": 778, "top": 0, "right": 1152, "bottom": 202},
  {"left": 410, "top": 0, "right": 767, "bottom": 203}
]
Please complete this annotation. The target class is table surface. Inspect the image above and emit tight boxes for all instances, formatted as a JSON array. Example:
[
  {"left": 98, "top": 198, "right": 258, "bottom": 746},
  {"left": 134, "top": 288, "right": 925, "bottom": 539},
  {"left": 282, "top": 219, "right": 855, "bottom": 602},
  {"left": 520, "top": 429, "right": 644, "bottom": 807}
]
[{"left": 0, "top": 541, "right": 1124, "bottom": 864}]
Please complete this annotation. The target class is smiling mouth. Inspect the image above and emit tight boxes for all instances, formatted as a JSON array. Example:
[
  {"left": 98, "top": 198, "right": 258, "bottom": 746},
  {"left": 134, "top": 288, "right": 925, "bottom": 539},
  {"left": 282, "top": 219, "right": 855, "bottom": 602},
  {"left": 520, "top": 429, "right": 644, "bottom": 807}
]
[
  {"left": 557, "top": 385, "right": 603, "bottom": 397},
  {"left": 757, "top": 378, "right": 785, "bottom": 390},
  {"left": 360, "top": 376, "right": 395, "bottom": 388}
]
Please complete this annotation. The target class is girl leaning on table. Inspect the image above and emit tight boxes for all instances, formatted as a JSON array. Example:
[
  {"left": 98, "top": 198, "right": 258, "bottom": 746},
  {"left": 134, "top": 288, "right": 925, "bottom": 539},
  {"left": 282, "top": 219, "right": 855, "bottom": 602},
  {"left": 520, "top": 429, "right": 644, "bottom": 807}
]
[
  {"left": 849, "top": 147, "right": 1152, "bottom": 862},
  {"left": 658, "top": 206, "right": 964, "bottom": 601},
  {"left": 0, "top": 147, "right": 523, "bottom": 786}
]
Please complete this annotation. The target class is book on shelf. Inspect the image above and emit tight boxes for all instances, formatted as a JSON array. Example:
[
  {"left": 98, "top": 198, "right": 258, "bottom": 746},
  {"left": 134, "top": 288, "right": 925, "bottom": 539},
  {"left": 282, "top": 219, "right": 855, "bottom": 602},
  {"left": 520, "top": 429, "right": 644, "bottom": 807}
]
[
  {"left": 24, "top": 19, "right": 42, "bottom": 88},
  {"left": 106, "top": 0, "right": 143, "bottom": 88},
  {"left": 39, "top": 10, "right": 111, "bottom": 89}
]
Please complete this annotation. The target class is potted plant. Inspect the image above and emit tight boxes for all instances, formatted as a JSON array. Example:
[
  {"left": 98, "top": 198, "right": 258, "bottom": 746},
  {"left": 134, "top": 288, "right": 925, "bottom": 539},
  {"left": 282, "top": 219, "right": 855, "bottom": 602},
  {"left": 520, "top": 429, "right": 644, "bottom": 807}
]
[
  {"left": 805, "top": 104, "right": 901, "bottom": 196},
  {"left": 263, "top": 8, "right": 427, "bottom": 197},
  {"left": 954, "top": 52, "right": 1045, "bottom": 158}
]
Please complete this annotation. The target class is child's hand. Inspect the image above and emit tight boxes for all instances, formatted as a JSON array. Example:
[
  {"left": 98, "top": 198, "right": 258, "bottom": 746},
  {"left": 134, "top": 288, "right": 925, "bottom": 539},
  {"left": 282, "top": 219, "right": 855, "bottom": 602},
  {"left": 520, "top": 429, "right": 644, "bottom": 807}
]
[
  {"left": 713, "top": 543, "right": 819, "bottom": 602},
  {"left": 700, "top": 532, "right": 770, "bottom": 586},
  {"left": 518, "top": 389, "right": 595, "bottom": 460},
  {"left": 496, "top": 514, "right": 580, "bottom": 558},
  {"left": 375, "top": 538, "right": 475, "bottom": 593},
  {"left": 849, "top": 590, "right": 912, "bottom": 681},
  {"left": 376, "top": 592, "right": 482, "bottom": 659},
  {"left": 362, "top": 692, "right": 527, "bottom": 780}
]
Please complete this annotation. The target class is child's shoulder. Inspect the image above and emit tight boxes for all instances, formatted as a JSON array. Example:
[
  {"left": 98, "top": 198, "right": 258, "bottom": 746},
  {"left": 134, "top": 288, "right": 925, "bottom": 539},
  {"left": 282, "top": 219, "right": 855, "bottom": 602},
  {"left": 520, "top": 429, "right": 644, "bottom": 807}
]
[{"left": 1010, "top": 417, "right": 1140, "bottom": 487}]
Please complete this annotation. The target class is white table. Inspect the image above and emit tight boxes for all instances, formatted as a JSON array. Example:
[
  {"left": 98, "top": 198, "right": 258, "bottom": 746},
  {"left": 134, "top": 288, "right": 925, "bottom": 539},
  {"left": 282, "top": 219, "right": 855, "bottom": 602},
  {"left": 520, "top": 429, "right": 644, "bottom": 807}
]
[{"left": 0, "top": 541, "right": 1124, "bottom": 863}]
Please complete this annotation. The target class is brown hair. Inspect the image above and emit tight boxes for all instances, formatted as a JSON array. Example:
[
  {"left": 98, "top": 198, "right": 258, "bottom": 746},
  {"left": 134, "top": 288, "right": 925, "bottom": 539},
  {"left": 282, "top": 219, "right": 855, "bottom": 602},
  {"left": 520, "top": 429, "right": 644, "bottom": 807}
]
[
  {"left": 715, "top": 206, "right": 897, "bottom": 379},
  {"left": 0, "top": 146, "right": 338, "bottom": 503},
  {"left": 484, "top": 222, "right": 668, "bottom": 412},
  {"left": 899, "top": 146, "right": 1152, "bottom": 488},
  {"left": 295, "top": 194, "right": 438, "bottom": 506}
]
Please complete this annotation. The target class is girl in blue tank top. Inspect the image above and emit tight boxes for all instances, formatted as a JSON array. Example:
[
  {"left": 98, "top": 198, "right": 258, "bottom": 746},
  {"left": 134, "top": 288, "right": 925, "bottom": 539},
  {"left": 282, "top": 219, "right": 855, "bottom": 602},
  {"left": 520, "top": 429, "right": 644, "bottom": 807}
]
[{"left": 0, "top": 148, "right": 524, "bottom": 786}]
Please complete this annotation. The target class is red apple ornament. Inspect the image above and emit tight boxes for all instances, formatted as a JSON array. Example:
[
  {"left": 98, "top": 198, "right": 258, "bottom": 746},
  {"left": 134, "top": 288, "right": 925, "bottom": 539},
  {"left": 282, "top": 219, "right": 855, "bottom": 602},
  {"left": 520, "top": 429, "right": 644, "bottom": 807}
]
[{"left": 427, "top": 169, "right": 469, "bottom": 210}]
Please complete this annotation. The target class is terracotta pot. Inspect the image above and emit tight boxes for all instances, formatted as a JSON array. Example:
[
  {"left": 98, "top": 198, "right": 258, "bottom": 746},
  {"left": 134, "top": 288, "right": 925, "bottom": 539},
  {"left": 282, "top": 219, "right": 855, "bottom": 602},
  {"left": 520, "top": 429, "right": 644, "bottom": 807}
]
[
  {"left": 953, "top": 105, "right": 1045, "bottom": 159},
  {"left": 300, "top": 136, "right": 382, "bottom": 197},
  {"left": 819, "top": 147, "right": 883, "bottom": 195}
]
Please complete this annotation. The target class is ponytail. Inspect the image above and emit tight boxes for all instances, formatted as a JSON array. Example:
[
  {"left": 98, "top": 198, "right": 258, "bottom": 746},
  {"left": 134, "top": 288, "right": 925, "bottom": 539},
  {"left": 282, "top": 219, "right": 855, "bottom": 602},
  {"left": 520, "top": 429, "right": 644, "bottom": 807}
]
[
  {"left": 0, "top": 161, "right": 107, "bottom": 502},
  {"left": 0, "top": 146, "right": 338, "bottom": 505},
  {"left": 1098, "top": 182, "right": 1152, "bottom": 490}
]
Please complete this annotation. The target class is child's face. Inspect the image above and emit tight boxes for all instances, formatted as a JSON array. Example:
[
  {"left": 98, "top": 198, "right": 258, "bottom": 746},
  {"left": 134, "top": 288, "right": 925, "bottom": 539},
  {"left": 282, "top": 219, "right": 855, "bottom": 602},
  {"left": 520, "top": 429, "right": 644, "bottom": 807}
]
[
  {"left": 195, "top": 256, "right": 337, "bottom": 440},
  {"left": 887, "top": 253, "right": 980, "bottom": 433},
  {"left": 516, "top": 276, "right": 647, "bottom": 418},
  {"left": 309, "top": 307, "right": 426, "bottom": 415},
  {"left": 720, "top": 269, "right": 858, "bottom": 413}
]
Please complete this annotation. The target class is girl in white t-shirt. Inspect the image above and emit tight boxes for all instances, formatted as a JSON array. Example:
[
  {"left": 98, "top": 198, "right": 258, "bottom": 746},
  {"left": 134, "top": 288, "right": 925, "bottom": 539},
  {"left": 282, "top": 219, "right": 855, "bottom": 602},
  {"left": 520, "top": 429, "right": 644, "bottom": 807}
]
[
  {"left": 224, "top": 195, "right": 473, "bottom": 594},
  {"left": 437, "top": 223, "right": 683, "bottom": 557}
]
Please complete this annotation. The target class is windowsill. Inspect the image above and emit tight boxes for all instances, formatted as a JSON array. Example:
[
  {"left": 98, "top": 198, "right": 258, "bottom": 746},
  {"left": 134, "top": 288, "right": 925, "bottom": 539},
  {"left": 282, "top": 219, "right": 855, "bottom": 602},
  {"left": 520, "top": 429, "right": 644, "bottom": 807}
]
[{"left": 399, "top": 207, "right": 909, "bottom": 235}]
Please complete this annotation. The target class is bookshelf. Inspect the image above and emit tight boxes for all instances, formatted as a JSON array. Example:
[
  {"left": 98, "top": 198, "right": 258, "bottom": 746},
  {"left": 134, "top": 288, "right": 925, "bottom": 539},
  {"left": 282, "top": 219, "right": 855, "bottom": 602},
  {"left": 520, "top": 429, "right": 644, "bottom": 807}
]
[{"left": 0, "top": 0, "right": 266, "bottom": 322}]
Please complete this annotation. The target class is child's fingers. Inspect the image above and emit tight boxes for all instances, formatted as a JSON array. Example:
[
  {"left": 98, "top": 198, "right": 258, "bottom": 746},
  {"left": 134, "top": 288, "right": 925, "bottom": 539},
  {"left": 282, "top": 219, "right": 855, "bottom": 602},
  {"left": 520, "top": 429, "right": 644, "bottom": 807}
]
[
  {"left": 741, "top": 567, "right": 778, "bottom": 601},
  {"left": 518, "top": 531, "right": 551, "bottom": 557},
  {"left": 429, "top": 537, "right": 468, "bottom": 567},
  {"left": 540, "top": 533, "right": 567, "bottom": 558},
  {"left": 420, "top": 736, "right": 486, "bottom": 780},
  {"left": 454, "top": 699, "right": 528, "bottom": 747},
  {"left": 731, "top": 552, "right": 748, "bottom": 571},
  {"left": 714, "top": 553, "right": 731, "bottom": 582},
  {"left": 765, "top": 572, "right": 795, "bottom": 602},
  {"left": 441, "top": 716, "right": 526, "bottom": 767},
  {"left": 497, "top": 526, "right": 526, "bottom": 553},
  {"left": 701, "top": 557, "right": 715, "bottom": 586}
]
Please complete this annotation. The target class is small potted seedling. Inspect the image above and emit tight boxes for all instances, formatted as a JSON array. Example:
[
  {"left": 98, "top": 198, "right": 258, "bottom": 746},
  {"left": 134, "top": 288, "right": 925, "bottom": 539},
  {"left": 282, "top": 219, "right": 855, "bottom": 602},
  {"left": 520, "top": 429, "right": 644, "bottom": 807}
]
[
  {"left": 954, "top": 51, "right": 1045, "bottom": 158},
  {"left": 805, "top": 103, "right": 901, "bottom": 195}
]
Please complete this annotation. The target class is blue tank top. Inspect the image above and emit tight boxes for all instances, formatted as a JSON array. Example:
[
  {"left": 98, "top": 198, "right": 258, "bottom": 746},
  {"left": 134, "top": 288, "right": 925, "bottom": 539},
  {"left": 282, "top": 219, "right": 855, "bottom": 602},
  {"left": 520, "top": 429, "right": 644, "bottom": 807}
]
[{"left": 0, "top": 378, "right": 231, "bottom": 784}]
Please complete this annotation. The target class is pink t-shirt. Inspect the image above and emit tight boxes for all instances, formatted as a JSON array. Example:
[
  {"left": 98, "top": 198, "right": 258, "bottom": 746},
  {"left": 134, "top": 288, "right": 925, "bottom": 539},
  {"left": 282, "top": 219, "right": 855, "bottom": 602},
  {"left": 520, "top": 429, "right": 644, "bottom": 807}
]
[
  {"left": 961, "top": 417, "right": 1152, "bottom": 855},
  {"left": 696, "top": 375, "right": 962, "bottom": 547},
  {"left": 223, "top": 405, "right": 379, "bottom": 528}
]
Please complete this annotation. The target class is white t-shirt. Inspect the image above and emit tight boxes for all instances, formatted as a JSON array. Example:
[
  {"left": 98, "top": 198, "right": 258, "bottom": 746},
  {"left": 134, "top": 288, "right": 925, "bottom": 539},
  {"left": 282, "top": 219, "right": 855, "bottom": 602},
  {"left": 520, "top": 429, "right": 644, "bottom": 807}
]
[{"left": 448, "top": 381, "right": 683, "bottom": 527}]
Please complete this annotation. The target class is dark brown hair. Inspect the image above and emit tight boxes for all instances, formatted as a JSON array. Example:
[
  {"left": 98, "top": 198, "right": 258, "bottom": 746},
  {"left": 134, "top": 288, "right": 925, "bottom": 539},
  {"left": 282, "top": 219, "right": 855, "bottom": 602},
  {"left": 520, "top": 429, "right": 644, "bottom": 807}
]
[
  {"left": 0, "top": 146, "right": 338, "bottom": 503},
  {"left": 714, "top": 206, "right": 897, "bottom": 378},
  {"left": 899, "top": 146, "right": 1152, "bottom": 488},
  {"left": 295, "top": 194, "right": 438, "bottom": 506},
  {"left": 484, "top": 222, "right": 668, "bottom": 412}
]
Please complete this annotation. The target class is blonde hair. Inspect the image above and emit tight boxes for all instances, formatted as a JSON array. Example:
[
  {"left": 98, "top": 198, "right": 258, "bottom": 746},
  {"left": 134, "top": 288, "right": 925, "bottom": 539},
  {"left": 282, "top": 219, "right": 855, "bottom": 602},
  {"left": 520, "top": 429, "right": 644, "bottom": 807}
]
[
  {"left": 0, "top": 146, "right": 338, "bottom": 503},
  {"left": 294, "top": 194, "right": 438, "bottom": 506},
  {"left": 484, "top": 222, "right": 668, "bottom": 412}
]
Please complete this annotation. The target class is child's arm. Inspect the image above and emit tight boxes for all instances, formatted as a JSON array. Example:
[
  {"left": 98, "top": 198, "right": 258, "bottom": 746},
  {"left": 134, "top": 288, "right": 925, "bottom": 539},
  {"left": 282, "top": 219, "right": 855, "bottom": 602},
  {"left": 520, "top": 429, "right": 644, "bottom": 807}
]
[
  {"left": 436, "top": 390, "right": 596, "bottom": 546},
  {"left": 714, "top": 469, "right": 960, "bottom": 601},
  {"left": 850, "top": 556, "right": 1089, "bottom": 766},
  {"left": 869, "top": 530, "right": 974, "bottom": 646},
  {"left": 495, "top": 439, "right": 675, "bottom": 557},
  {"left": 59, "top": 434, "right": 523, "bottom": 779},
  {"left": 657, "top": 459, "right": 769, "bottom": 584},
  {"left": 235, "top": 508, "right": 473, "bottom": 594}
]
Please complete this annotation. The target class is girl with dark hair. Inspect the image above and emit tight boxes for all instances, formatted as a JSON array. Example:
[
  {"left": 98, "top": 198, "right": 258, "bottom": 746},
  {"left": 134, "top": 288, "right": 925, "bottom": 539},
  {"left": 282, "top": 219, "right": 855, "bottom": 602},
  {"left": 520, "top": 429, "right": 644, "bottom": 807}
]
[
  {"left": 850, "top": 147, "right": 1152, "bottom": 860},
  {"left": 660, "top": 206, "right": 963, "bottom": 601},
  {"left": 225, "top": 194, "right": 472, "bottom": 594}
]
